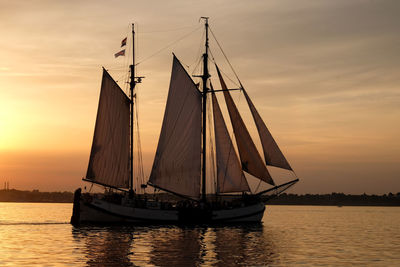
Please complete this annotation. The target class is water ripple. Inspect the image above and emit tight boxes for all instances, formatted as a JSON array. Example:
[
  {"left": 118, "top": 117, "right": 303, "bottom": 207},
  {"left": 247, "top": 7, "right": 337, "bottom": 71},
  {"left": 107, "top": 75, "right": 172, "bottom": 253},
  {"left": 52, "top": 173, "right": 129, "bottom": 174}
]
[{"left": 0, "top": 203, "right": 399, "bottom": 266}]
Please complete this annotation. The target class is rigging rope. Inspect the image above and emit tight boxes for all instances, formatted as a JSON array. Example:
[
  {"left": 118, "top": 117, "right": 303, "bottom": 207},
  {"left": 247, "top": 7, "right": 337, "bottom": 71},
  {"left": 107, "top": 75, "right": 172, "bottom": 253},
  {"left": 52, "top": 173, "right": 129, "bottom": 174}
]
[
  {"left": 135, "top": 26, "right": 202, "bottom": 66},
  {"left": 209, "top": 48, "right": 240, "bottom": 88},
  {"left": 254, "top": 179, "right": 263, "bottom": 194},
  {"left": 123, "top": 23, "right": 132, "bottom": 94},
  {"left": 209, "top": 26, "right": 244, "bottom": 88},
  {"left": 207, "top": 93, "right": 216, "bottom": 194},
  {"left": 188, "top": 27, "right": 206, "bottom": 73},
  {"left": 138, "top": 25, "right": 199, "bottom": 34},
  {"left": 134, "top": 92, "right": 146, "bottom": 194}
]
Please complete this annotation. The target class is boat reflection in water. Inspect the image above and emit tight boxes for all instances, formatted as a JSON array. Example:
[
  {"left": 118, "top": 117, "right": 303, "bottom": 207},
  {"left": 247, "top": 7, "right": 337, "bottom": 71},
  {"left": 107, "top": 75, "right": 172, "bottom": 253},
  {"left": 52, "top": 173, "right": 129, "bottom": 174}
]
[
  {"left": 72, "top": 224, "right": 278, "bottom": 266},
  {"left": 72, "top": 226, "right": 135, "bottom": 266}
]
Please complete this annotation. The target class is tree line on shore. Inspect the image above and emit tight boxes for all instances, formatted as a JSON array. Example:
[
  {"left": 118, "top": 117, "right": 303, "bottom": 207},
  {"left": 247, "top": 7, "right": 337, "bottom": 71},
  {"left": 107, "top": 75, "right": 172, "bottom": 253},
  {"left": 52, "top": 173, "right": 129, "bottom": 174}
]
[
  {"left": 0, "top": 189, "right": 73, "bottom": 203},
  {"left": 265, "top": 192, "right": 400, "bottom": 206},
  {"left": 0, "top": 189, "right": 399, "bottom": 206}
]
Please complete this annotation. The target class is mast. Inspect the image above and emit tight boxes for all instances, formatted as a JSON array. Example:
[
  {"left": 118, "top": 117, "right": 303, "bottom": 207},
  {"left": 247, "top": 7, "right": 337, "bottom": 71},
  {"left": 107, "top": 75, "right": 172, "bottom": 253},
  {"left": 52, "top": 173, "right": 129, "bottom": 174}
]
[
  {"left": 129, "top": 24, "right": 136, "bottom": 194},
  {"left": 129, "top": 24, "right": 145, "bottom": 194},
  {"left": 201, "top": 17, "right": 209, "bottom": 202}
]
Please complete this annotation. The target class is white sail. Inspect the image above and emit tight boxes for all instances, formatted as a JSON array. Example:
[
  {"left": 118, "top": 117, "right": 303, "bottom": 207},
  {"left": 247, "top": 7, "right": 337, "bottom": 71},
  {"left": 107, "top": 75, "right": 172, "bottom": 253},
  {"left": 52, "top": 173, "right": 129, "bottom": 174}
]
[
  {"left": 212, "top": 92, "right": 250, "bottom": 193},
  {"left": 216, "top": 66, "right": 275, "bottom": 186},
  {"left": 243, "top": 89, "right": 292, "bottom": 171},
  {"left": 86, "top": 69, "right": 131, "bottom": 188},
  {"left": 149, "top": 55, "right": 202, "bottom": 198}
]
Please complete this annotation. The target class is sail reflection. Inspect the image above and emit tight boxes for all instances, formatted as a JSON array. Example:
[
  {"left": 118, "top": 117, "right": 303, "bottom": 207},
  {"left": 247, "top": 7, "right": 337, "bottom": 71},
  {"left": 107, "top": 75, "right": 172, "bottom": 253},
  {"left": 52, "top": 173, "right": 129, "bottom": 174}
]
[
  {"left": 72, "top": 226, "right": 135, "bottom": 266},
  {"left": 146, "top": 226, "right": 202, "bottom": 266},
  {"left": 212, "top": 224, "right": 278, "bottom": 266},
  {"left": 72, "top": 224, "right": 278, "bottom": 266}
]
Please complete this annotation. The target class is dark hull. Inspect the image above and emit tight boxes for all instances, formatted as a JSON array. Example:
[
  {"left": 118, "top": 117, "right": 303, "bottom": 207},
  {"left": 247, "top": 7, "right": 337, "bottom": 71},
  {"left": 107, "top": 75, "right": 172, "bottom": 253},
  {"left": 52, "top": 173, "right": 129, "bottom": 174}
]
[{"left": 71, "top": 189, "right": 265, "bottom": 226}]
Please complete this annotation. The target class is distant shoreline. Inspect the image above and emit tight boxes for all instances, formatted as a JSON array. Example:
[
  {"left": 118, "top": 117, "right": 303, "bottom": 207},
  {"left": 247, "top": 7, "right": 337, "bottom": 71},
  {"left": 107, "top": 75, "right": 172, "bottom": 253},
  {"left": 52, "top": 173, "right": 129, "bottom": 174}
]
[
  {"left": 265, "top": 192, "right": 400, "bottom": 206},
  {"left": 0, "top": 189, "right": 73, "bottom": 203},
  {"left": 1, "top": 189, "right": 399, "bottom": 206}
]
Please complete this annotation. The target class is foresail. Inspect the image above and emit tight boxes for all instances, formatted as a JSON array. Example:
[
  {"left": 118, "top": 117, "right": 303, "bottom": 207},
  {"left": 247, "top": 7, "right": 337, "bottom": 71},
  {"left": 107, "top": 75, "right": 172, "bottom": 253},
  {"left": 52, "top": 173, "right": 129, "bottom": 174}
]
[
  {"left": 243, "top": 89, "right": 292, "bottom": 171},
  {"left": 212, "top": 92, "right": 250, "bottom": 193},
  {"left": 216, "top": 66, "right": 275, "bottom": 185},
  {"left": 149, "top": 55, "right": 202, "bottom": 198},
  {"left": 86, "top": 69, "right": 131, "bottom": 188}
]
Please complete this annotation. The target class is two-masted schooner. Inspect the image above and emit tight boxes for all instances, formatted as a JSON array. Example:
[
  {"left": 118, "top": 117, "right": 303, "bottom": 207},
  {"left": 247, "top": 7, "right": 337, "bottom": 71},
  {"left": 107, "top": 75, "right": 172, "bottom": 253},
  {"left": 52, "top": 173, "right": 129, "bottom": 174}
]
[{"left": 71, "top": 18, "right": 299, "bottom": 225}]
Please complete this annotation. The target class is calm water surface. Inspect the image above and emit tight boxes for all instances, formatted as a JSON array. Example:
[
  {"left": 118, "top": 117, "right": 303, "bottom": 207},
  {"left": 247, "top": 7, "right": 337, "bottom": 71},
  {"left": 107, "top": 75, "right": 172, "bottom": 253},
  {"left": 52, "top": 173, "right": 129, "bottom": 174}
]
[{"left": 0, "top": 203, "right": 399, "bottom": 266}]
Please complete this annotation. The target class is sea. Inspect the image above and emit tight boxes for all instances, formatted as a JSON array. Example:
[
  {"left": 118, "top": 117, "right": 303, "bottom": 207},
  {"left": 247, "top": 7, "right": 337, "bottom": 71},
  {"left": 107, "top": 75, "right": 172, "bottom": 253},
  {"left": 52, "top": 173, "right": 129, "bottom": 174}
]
[{"left": 0, "top": 203, "right": 399, "bottom": 266}]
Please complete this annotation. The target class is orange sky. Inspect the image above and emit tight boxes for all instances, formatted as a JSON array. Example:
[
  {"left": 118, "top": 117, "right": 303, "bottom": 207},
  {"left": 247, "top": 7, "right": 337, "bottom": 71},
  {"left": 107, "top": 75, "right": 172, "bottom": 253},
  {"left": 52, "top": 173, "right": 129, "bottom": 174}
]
[{"left": 0, "top": 0, "right": 399, "bottom": 194}]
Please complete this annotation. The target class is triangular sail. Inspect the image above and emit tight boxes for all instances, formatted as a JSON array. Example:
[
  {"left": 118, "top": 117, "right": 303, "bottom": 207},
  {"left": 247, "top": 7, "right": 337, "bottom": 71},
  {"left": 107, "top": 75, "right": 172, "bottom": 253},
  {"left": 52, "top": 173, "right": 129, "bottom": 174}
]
[
  {"left": 86, "top": 69, "right": 131, "bottom": 188},
  {"left": 243, "top": 89, "right": 292, "bottom": 171},
  {"left": 216, "top": 66, "right": 275, "bottom": 185},
  {"left": 149, "top": 56, "right": 202, "bottom": 198},
  {"left": 212, "top": 91, "right": 250, "bottom": 193}
]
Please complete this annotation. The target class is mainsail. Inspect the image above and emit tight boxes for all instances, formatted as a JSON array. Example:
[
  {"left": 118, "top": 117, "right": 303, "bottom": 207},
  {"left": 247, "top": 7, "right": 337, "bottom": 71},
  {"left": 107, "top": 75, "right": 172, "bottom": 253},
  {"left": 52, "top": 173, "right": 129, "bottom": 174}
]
[
  {"left": 149, "top": 55, "right": 202, "bottom": 198},
  {"left": 212, "top": 92, "right": 250, "bottom": 193},
  {"left": 86, "top": 69, "right": 131, "bottom": 188},
  {"left": 216, "top": 66, "right": 275, "bottom": 186},
  {"left": 243, "top": 89, "right": 292, "bottom": 171}
]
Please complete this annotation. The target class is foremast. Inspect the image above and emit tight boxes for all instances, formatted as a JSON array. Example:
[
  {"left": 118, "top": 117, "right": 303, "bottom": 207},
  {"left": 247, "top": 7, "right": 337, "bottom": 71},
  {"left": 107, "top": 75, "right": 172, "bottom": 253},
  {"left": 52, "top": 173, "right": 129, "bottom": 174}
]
[
  {"left": 129, "top": 23, "right": 143, "bottom": 194},
  {"left": 201, "top": 17, "right": 209, "bottom": 203}
]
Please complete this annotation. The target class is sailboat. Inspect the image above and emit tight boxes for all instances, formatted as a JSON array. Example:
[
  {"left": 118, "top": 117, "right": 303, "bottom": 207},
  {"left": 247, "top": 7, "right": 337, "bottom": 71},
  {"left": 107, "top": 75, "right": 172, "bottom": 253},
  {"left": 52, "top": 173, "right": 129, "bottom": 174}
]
[{"left": 71, "top": 18, "right": 299, "bottom": 225}]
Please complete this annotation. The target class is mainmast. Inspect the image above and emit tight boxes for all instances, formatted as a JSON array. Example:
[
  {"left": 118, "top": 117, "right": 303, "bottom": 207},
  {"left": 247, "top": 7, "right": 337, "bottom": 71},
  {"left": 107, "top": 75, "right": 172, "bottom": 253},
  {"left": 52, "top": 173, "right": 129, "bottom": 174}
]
[{"left": 201, "top": 17, "right": 209, "bottom": 202}]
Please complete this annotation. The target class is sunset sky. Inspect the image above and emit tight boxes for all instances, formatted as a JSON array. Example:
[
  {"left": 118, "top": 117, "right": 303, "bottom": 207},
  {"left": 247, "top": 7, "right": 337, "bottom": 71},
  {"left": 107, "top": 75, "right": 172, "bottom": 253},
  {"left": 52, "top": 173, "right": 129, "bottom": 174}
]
[{"left": 0, "top": 0, "right": 399, "bottom": 194}]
